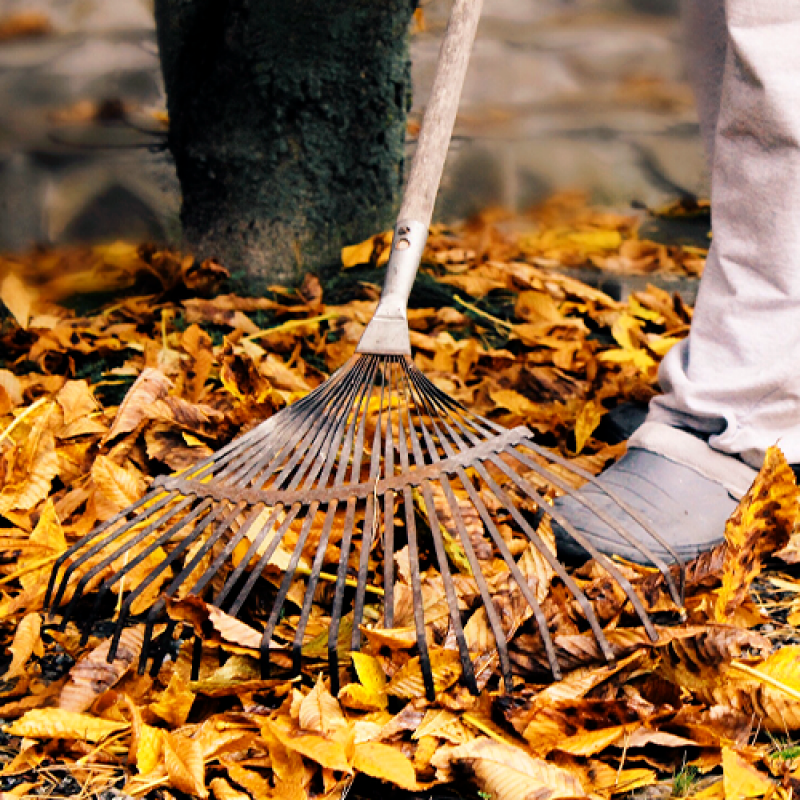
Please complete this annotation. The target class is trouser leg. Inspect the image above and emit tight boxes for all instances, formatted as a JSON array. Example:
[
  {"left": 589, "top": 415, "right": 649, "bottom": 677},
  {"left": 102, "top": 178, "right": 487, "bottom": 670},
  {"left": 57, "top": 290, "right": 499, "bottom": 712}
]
[{"left": 648, "top": 1, "right": 800, "bottom": 468}]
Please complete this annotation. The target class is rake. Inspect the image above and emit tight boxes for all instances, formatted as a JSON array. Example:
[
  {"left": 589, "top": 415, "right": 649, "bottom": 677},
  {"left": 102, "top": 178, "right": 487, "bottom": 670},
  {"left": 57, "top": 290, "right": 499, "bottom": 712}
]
[{"left": 45, "top": 0, "right": 685, "bottom": 699}]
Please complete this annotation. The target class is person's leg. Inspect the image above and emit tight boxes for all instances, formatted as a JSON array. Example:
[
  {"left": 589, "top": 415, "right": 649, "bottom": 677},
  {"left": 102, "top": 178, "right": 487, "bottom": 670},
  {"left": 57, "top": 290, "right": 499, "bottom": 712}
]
[{"left": 555, "top": 1, "right": 800, "bottom": 564}]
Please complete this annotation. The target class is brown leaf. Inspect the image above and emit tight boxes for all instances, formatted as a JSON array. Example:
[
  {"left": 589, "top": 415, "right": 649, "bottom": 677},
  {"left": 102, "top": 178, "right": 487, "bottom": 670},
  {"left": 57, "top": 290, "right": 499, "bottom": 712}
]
[
  {"left": 59, "top": 626, "right": 144, "bottom": 712},
  {"left": 164, "top": 732, "right": 208, "bottom": 798},
  {"left": 104, "top": 368, "right": 172, "bottom": 443},
  {"left": 432, "top": 738, "right": 586, "bottom": 800},
  {"left": 716, "top": 447, "right": 799, "bottom": 621}
]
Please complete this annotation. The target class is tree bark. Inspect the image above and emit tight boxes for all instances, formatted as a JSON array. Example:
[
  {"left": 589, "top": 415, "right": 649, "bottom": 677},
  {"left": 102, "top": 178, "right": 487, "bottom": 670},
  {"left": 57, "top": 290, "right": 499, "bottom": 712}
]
[{"left": 155, "top": 0, "right": 417, "bottom": 288}]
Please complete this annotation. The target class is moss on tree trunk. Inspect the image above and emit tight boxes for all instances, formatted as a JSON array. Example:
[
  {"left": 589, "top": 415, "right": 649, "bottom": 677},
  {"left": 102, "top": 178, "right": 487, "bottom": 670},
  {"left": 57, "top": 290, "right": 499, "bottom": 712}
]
[{"left": 155, "top": 0, "right": 417, "bottom": 289}]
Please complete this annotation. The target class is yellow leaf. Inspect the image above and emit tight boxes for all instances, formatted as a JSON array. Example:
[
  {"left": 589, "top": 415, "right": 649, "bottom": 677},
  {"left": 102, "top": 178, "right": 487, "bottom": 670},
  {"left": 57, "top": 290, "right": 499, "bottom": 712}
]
[
  {"left": 164, "top": 732, "right": 208, "bottom": 799},
  {"left": 352, "top": 741, "right": 418, "bottom": 791},
  {"left": 6, "top": 708, "right": 129, "bottom": 742},
  {"left": 209, "top": 777, "right": 250, "bottom": 800},
  {"left": 264, "top": 717, "right": 351, "bottom": 772},
  {"left": 351, "top": 652, "right": 387, "bottom": 694},
  {"left": 91, "top": 455, "right": 145, "bottom": 512},
  {"left": 5, "top": 612, "right": 42, "bottom": 680},
  {"left": 573, "top": 400, "right": 605, "bottom": 454},
  {"left": 434, "top": 738, "right": 585, "bottom": 800},
  {"left": 0, "top": 272, "right": 37, "bottom": 328},
  {"left": 339, "top": 653, "right": 389, "bottom": 711},
  {"left": 341, "top": 231, "right": 393, "bottom": 269},
  {"left": 148, "top": 672, "right": 195, "bottom": 727},
  {"left": 555, "top": 723, "right": 638, "bottom": 757},
  {"left": 19, "top": 499, "right": 66, "bottom": 591},
  {"left": 135, "top": 724, "right": 165, "bottom": 775},
  {"left": 722, "top": 748, "right": 774, "bottom": 800},
  {"left": 716, "top": 447, "right": 799, "bottom": 621},
  {"left": 386, "top": 649, "right": 462, "bottom": 699}
]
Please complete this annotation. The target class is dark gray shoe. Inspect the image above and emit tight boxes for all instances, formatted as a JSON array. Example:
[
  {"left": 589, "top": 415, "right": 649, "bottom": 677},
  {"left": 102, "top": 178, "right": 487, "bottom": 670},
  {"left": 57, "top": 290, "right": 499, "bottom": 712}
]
[{"left": 553, "top": 445, "right": 743, "bottom": 566}]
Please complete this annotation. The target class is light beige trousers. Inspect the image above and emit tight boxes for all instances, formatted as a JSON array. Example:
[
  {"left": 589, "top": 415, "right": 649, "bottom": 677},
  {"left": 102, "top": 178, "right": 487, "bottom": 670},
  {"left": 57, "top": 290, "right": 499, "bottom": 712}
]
[{"left": 648, "top": 1, "right": 800, "bottom": 468}]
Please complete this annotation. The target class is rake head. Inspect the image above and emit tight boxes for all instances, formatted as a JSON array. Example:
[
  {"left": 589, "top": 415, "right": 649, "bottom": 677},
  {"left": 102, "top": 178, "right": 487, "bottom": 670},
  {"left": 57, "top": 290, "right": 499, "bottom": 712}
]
[{"left": 46, "top": 354, "right": 685, "bottom": 699}]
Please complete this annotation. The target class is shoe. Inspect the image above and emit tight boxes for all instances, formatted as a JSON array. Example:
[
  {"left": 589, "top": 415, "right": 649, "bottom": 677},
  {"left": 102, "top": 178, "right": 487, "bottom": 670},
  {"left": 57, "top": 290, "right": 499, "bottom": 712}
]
[{"left": 552, "top": 422, "right": 758, "bottom": 566}]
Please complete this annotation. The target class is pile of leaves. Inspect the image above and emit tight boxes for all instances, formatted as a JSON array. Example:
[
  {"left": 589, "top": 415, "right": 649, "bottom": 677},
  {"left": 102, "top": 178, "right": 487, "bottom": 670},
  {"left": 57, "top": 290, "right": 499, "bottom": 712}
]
[{"left": 2, "top": 198, "right": 800, "bottom": 800}]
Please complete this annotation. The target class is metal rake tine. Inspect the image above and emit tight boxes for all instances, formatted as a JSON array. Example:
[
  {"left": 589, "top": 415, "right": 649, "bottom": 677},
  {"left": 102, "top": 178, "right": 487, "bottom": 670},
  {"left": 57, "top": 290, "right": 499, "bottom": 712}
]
[
  {"left": 393, "top": 362, "right": 436, "bottom": 701},
  {"left": 513, "top": 442, "right": 685, "bottom": 605},
  {"left": 401, "top": 361, "right": 522, "bottom": 689},
  {"left": 208, "top": 505, "right": 289, "bottom": 607},
  {"left": 475, "top": 461, "right": 621, "bottom": 659},
  {"left": 292, "top": 503, "right": 340, "bottom": 673},
  {"left": 265, "top": 357, "right": 374, "bottom": 493},
  {"left": 381, "top": 362, "right": 397, "bottom": 628},
  {"left": 328, "top": 495, "right": 358, "bottom": 694},
  {"left": 259, "top": 500, "right": 322, "bottom": 678},
  {"left": 398, "top": 364, "right": 479, "bottom": 693},
  {"left": 46, "top": 489, "right": 177, "bottom": 612},
  {"left": 84, "top": 498, "right": 219, "bottom": 647},
  {"left": 198, "top": 356, "right": 363, "bottom": 486},
  {"left": 107, "top": 500, "right": 244, "bottom": 661},
  {"left": 347, "top": 358, "right": 383, "bottom": 653},
  {"left": 410, "top": 363, "right": 684, "bottom": 607},
  {"left": 233, "top": 356, "right": 373, "bottom": 490},
  {"left": 453, "top": 467, "right": 562, "bottom": 680},
  {"left": 220, "top": 503, "right": 302, "bottom": 615},
  {"left": 58, "top": 495, "right": 195, "bottom": 631},
  {"left": 489, "top": 452, "right": 662, "bottom": 643},
  {"left": 185, "top": 503, "right": 268, "bottom": 597},
  {"left": 293, "top": 357, "right": 379, "bottom": 675},
  {"left": 143, "top": 620, "right": 178, "bottom": 676}
]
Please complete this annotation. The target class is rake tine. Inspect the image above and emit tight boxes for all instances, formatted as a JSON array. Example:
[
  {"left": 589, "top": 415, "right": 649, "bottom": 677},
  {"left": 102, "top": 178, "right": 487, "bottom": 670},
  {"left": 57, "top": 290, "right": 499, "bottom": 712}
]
[
  {"left": 347, "top": 359, "right": 381, "bottom": 653},
  {"left": 328, "top": 495, "right": 358, "bottom": 695},
  {"left": 381, "top": 362, "right": 397, "bottom": 629},
  {"left": 293, "top": 503, "right": 339, "bottom": 672},
  {"left": 186, "top": 503, "right": 268, "bottom": 597},
  {"left": 294, "top": 358, "right": 378, "bottom": 674},
  {"left": 106, "top": 500, "right": 240, "bottom": 661},
  {"left": 259, "top": 500, "right": 321, "bottom": 678},
  {"left": 60, "top": 496, "right": 195, "bottom": 632},
  {"left": 410, "top": 364, "right": 684, "bottom": 605},
  {"left": 145, "top": 620, "right": 178, "bottom": 676},
  {"left": 221, "top": 504, "right": 302, "bottom": 615},
  {"left": 97, "top": 499, "right": 220, "bottom": 639},
  {"left": 454, "top": 467, "right": 562, "bottom": 680},
  {"left": 513, "top": 443, "right": 685, "bottom": 605},
  {"left": 391, "top": 363, "right": 436, "bottom": 701},
  {"left": 260, "top": 357, "right": 373, "bottom": 492},
  {"left": 202, "top": 357, "right": 362, "bottom": 486},
  {"left": 475, "top": 462, "right": 618, "bottom": 660},
  {"left": 488, "top": 453, "right": 661, "bottom": 643},
  {"left": 219, "top": 365, "right": 373, "bottom": 617},
  {"left": 398, "top": 365, "right": 479, "bottom": 693},
  {"left": 47, "top": 490, "right": 178, "bottom": 612},
  {"left": 140, "top": 598, "right": 168, "bottom": 672},
  {"left": 238, "top": 356, "right": 372, "bottom": 491}
]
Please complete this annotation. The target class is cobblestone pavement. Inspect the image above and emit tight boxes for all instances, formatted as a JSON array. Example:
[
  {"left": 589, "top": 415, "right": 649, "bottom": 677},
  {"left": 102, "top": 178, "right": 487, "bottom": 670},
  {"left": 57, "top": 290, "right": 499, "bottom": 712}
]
[{"left": 0, "top": 0, "right": 702, "bottom": 252}]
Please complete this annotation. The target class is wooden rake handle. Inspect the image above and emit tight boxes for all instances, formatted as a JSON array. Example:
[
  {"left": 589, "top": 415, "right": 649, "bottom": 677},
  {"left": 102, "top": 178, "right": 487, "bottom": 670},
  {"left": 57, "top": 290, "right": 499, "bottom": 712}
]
[{"left": 357, "top": 0, "right": 484, "bottom": 356}]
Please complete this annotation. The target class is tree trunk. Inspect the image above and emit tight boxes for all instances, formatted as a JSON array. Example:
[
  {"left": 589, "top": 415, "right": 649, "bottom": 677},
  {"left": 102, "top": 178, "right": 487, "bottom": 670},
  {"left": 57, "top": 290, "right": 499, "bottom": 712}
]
[{"left": 155, "top": 0, "right": 417, "bottom": 288}]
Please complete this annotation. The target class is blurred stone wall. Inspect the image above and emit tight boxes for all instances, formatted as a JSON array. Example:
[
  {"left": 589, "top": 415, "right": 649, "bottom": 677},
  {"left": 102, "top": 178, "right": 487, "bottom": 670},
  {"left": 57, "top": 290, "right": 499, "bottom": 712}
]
[{"left": 0, "top": 0, "right": 702, "bottom": 252}]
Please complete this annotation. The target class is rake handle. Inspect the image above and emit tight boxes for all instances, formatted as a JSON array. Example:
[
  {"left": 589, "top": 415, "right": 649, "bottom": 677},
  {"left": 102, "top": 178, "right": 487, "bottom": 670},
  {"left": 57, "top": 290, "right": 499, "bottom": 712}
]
[{"left": 357, "top": 0, "right": 483, "bottom": 356}]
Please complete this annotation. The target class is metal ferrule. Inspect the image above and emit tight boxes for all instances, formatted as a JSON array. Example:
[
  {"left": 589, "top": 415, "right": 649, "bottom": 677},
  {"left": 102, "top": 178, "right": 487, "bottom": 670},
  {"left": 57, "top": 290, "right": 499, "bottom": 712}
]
[{"left": 356, "top": 220, "right": 429, "bottom": 356}]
